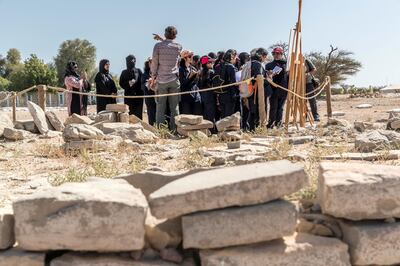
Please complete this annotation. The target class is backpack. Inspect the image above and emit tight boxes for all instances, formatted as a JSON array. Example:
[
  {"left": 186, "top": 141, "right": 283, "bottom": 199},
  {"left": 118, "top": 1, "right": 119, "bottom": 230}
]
[{"left": 239, "top": 61, "right": 255, "bottom": 98}]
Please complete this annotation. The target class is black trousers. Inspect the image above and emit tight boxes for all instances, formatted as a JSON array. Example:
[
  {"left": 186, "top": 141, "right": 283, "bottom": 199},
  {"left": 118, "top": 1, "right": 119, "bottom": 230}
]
[
  {"left": 181, "top": 101, "right": 202, "bottom": 116},
  {"left": 145, "top": 99, "right": 156, "bottom": 126},
  {"left": 247, "top": 94, "right": 269, "bottom": 132},
  {"left": 306, "top": 83, "right": 320, "bottom": 120},
  {"left": 219, "top": 93, "right": 236, "bottom": 118},
  {"left": 125, "top": 98, "right": 144, "bottom": 119},
  {"left": 268, "top": 90, "right": 287, "bottom": 128},
  {"left": 241, "top": 98, "right": 250, "bottom": 131},
  {"left": 97, "top": 96, "right": 116, "bottom": 113}
]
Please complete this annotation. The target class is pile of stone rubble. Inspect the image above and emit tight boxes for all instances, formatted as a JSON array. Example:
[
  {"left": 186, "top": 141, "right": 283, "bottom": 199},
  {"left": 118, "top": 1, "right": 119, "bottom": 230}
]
[
  {"left": 175, "top": 115, "right": 213, "bottom": 138},
  {"left": 4, "top": 159, "right": 390, "bottom": 266}
]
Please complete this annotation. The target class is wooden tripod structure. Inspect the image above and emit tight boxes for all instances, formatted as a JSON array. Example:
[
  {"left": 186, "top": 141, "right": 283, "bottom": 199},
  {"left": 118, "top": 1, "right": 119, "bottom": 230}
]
[{"left": 285, "top": 0, "right": 314, "bottom": 128}]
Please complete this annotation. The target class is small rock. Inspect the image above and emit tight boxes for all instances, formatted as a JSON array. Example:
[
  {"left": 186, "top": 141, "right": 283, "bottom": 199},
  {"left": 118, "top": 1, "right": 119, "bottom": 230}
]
[
  {"left": 227, "top": 141, "right": 241, "bottom": 149},
  {"left": 327, "top": 118, "right": 350, "bottom": 128},
  {"left": 331, "top": 111, "right": 346, "bottom": 117},
  {"left": 63, "top": 124, "right": 105, "bottom": 141},
  {"left": 354, "top": 121, "right": 374, "bottom": 132},
  {"left": 175, "top": 114, "right": 203, "bottom": 125},
  {"left": 64, "top": 113, "right": 93, "bottom": 125},
  {"left": 27, "top": 101, "right": 48, "bottom": 134},
  {"left": 106, "top": 103, "right": 129, "bottom": 113},
  {"left": 160, "top": 248, "right": 183, "bottom": 264},
  {"left": 211, "top": 156, "right": 227, "bottom": 166},
  {"left": 288, "top": 136, "right": 314, "bottom": 145},
  {"left": 220, "top": 131, "right": 242, "bottom": 141},
  {"left": 216, "top": 112, "right": 241, "bottom": 132},
  {"left": 14, "top": 120, "right": 39, "bottom": 133},
  {"left": 94, "top": 111, "right": 117, "bottom": 123},
  {"left": 118, "top": 112, "right": 130, "bottom": 123},
  {"left": 3, "top": 127, "right": 28, "bottom": 141},
  {"left": 45, "top": 111, "right": 65, "bottom": 131},
  {"left": 356, "top": 104, "right": 372, "bottom": 109}
]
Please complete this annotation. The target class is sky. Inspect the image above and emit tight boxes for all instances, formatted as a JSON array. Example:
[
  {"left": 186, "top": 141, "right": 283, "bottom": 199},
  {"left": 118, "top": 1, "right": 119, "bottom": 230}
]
[{"left": 0, "top": 0, "right": 399, "bottom": 87}]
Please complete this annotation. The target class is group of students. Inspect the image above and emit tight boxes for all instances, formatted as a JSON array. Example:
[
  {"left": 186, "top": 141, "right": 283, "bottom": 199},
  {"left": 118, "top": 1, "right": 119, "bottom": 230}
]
[{"left": 64, "top": 26, "right": 320, "bottom": 132}]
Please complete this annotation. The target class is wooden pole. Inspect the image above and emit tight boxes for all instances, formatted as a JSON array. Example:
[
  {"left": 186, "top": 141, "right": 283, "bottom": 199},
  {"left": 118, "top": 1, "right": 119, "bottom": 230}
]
[
  {"left": 12, "top": 92, "right": 17, "bottom": 123},
  {"left": 37, "top": 85, "right": 47, "bottom": 112},
  {"left": 326, "top": 77, "right": 333, "bottom": 118},
  {"left": 257, "top": 74, "right": 267, "bottom": 127}
]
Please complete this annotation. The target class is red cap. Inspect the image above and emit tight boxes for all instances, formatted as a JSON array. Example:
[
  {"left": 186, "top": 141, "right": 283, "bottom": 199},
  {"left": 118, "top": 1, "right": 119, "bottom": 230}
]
[
  {"left": 272, "top": 47, "right": 284, "bottom": 54},
  {"left": 200, "top": 56, "right": 214, "bottom": 65}
]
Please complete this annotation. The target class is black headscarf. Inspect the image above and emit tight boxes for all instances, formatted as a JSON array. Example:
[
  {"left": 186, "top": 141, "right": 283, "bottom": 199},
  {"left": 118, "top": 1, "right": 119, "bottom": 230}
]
[
  {"left": 126, "top": 55, "right": 136, "bottom": 70},
  {"left": 99, "top": 59, "right": 110, "bottom": 74},
  {"left": 65, "top": 61, "right": 79, "bottom": 78}
]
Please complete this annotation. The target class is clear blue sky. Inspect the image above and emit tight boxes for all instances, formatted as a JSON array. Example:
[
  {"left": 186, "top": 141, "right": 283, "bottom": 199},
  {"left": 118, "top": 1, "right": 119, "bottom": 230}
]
[{"left": 0, "top": 0, "right": 399, "bottom": 87}]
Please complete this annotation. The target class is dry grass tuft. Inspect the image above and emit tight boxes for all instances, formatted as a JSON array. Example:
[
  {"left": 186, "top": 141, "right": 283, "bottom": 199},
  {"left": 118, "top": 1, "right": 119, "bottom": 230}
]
[
  {"left": 48, "top": 168, "right": 89, "bottom": 186},
  {"left": 34, "top": 143, "right": 65, "bottom": 159},
  {"left": 155, "top": 123, "right": 173, "bottom": 139},
  {"left": 181, "top": 149, "right": 212, "bottom": 169},
  {"left": 265, "top": 139, "right": 292, "bottom": 161},
  {"left": 128, "top": 154, "right": 148, "bottom": 173}
]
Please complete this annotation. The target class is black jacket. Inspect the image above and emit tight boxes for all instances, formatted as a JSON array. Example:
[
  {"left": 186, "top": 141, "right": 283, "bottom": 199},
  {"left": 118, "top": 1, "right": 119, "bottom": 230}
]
[
  {"left": 198, "top": 68, "right": 215, "bottom": 103},
  {"left": 214, "top": 62, "right": 238, "bottom": 96},
  {"left": 179, "top": 65, "right": 201, "bottom": 103},
  {"left": 265, "top": 59, "right": 288, "bottom": 97},
  {"left": 251, "top": 60, "right": 272, "bottom": 97},
  {"left": 141, "top": 69, "right": 155, "bottom": 106},
  {"left": 120, "top": 56, "right": 143, "bottom": 96},
  {"left": 95, "top": 60, "right": 117, "bottom": 96}
]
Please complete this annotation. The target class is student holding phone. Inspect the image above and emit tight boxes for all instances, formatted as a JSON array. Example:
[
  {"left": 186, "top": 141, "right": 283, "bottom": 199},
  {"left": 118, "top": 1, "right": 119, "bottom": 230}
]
[{"left": 266, "top": 47, "right": 288, "bottom": 128}]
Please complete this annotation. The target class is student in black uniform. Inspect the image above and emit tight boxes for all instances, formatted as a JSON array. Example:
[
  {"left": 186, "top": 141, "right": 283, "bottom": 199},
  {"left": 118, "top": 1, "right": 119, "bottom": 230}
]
[
  {"left": 247, "top": 48, "right": 271, "bottom": 131},
  {"left": 141, "top": 58, "right": 156, "bottom": 125},
  {"left": 266, "top": 47, "right": 288, "bottom": 128},
  {"left": 95, "top": 59, "right": 117, "bottom": 113},
  {"left": 213, "top": 49, "right": 238, "bottom": 118},
  {"left": 198, "top": 55, "right": 216, "bottom": 130},
  {"left": 119, "top": 55, "right": 143, "bottom": 119}
]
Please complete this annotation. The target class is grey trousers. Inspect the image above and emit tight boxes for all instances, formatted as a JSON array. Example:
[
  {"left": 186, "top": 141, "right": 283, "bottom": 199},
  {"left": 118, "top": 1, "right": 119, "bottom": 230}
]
[{"left": 155, "top": 79, "right": 180, "bottom": 130}]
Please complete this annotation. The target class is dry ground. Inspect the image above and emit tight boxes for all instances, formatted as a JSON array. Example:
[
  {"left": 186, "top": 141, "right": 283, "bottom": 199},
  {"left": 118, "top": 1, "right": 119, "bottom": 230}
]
[{"left": 0, "top": 94, "right": 399, "bottom": 208}]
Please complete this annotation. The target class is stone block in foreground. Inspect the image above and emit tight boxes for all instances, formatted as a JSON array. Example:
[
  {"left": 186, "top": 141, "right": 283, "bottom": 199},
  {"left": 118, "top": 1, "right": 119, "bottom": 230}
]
[
  {"left": 13, "top": 178, "right": 148, "bottom": 251},
  {"left": 340, "top": 220, "right": 400, "bottom": 266},
  {"left": 51, "top": 253, "right": 192, "bottom": 266},
  {"left": 149, "top": 160, "right": 308, "bottom": 219},
  {"left": 182, "top": 200, "right": 297, "bottom": 249},
  {"left": 0, "top": 207, "right": 14, "bottom": 249},
  {"left": 0, "top": 248, "right": 44, "bottom": 266},
  {"left": 318, "top": 162, "right": 400, "bottom": 220},
  {"left": 115, "top": 168, "right": 207, "bottom": 199},
  {"left": 200, "top": 233, "right": 351, "bottom": 266}
]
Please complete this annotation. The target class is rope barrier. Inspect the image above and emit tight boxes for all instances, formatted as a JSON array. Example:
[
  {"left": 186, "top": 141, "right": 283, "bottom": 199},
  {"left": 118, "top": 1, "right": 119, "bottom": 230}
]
[
  {"left": 267, "top": 77, "right": 330, "bottom": 100},
  {"left": 1, "top": 76, "right": 330, "bottom": 106},
  {"left": 47, "top": 78, "right": 253, "bottom": 99},
  {"left": 0, "top": 85, "right": 36, "bottom": 105}
]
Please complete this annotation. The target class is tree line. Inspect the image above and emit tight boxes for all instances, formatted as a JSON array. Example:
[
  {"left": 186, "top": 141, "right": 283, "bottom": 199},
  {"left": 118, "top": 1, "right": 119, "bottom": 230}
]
[{"left": 0, "top": 39, "right": 361, "bottom": 92}]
